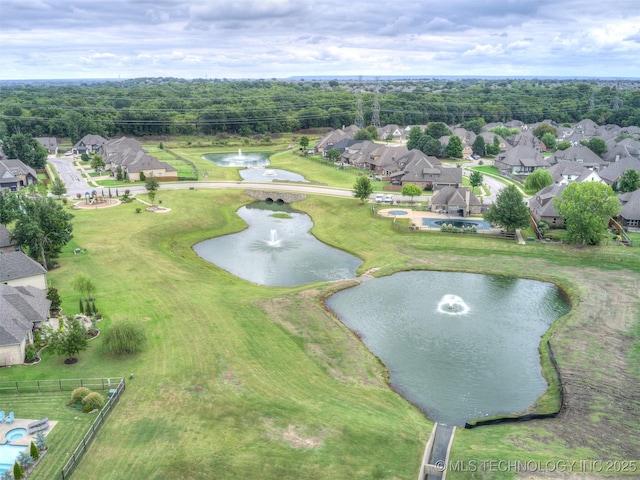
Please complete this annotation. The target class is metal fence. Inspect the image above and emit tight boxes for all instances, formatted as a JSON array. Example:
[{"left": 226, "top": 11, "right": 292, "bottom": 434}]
[
  {"left": 57, "top": 378, "right": 126, "bottom": 480},
  {"left": 0, "top": 377, "right": 123, "bottom": 394}
]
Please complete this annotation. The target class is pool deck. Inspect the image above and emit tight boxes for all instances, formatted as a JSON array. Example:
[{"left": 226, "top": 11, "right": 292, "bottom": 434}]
[
  {"left": 0, "top": 418, "right": 57, "bottom": 447},
  {"left": 378, "top": 207, "right": 498, "bottom": 232}
]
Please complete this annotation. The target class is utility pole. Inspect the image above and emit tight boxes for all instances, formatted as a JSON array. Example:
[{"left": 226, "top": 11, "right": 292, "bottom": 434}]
[{"left": 370, "top": 76, "right": 381, "bottom": 128}]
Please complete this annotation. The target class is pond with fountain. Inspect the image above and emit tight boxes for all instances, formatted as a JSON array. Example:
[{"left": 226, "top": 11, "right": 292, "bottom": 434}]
[
  {"left": 202, "top": 150, "right": 310, "bottom": 183},
  {"left": 325, "top": 270, "right": 570, "bottom": 425},
  {"left": 193, "top": 202, "right": 570, "bottom": 425}
]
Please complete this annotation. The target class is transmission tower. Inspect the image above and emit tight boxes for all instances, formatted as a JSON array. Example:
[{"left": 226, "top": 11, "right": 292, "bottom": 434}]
[
  {"left": 354, "top": 75, "right": 365, "bottom": 129},
  {"left": 370, "top": 76, "right": 381, "bottom": 128},
  {"left": 613, "top": 82, "right": 622, "bottom": 110},
  {"left": 589, "top": 89, "right": 595, "bottom": 111}
]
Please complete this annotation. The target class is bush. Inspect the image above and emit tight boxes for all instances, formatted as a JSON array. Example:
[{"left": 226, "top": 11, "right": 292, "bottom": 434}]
[
  {"left": 14, "top": 461, "right": 24, "bottom": 479},
  {"left": 30, "top": 442, "right": 39, "bottom": 460},
  {"left": 70, "top": 386, "right": 91, "bottom": 404},
  {"left": 102, "top": 320, "right": 147, "bottom": 355},
  {"left": 82, "top": 392, "right": 105, "bottom": 412},
  {"left": 24, "top": 344, "right": 39, "bottom": 363},
  {"left": 35, "top": 431, "right": 47, "bottom": 451}
]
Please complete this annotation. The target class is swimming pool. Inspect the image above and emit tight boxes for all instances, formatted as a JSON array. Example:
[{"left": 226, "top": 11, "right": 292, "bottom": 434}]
[
  {"left": 388, "top": 210, "right": 408, "bottom": 216},
  {"left": 6, "top": 428, "right": 26, "bottom": 442},
  {"left": 0, "top": 444, "right": 27, "bottom": 475},
  {"left": 422, "top": 217, "right": 492, "bottom": 230}
]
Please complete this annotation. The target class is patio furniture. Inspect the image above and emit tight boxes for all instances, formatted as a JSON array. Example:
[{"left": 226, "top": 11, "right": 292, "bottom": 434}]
[
  {"left": 0, "top": 411, "right": 4, "bottom": 422},
  {"left": 27, "top": 418, "right": 49, "bottom": 434},
  {"left": 5, "top": 412, "right": 14, "bottom": 424}
]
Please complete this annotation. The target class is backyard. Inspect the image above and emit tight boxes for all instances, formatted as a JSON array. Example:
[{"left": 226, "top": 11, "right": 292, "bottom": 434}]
[{"left": 2, "top": 173, "right": 639, "bottom": 478}]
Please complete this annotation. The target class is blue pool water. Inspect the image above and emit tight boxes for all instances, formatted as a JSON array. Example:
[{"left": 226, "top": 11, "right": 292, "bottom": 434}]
[
  {"left": 388, "top": 210, "right": 408, "bottom": 216},
  {"left": 0, "top": 444, "right": 27, "bottom": 475},
  {"left": 6, "top": 428, "right": 26, "bottom": 441},
  {"left": 422, "top": 217, "right": 492, "bottom": 230}
]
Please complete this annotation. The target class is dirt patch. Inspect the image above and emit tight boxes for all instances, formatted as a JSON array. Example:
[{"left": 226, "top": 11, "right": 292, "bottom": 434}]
[
  {"left": 72, "top": 198, "right": 120, "bottom": 209},
  {"left": 261, "top": 418, "right": 324, "bottom": 449},
  {"left": 146, "top": 205, "right": 171, "bottom": 213}
]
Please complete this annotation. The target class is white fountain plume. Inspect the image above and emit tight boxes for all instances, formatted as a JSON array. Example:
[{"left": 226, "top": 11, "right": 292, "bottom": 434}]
[
  {"left": 267, "top": 229, "right": 280, "bottom": 247},
  {"left": 237, "top": 148, "right": 243, "bottom": 158},
  {"left": 437, "top": 294, "right": 470, "bottom": 315}
]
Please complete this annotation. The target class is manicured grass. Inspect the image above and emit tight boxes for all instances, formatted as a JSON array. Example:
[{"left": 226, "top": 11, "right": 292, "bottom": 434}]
[{"left": 5, "top": 184, "right": 639, "bottom": 478}]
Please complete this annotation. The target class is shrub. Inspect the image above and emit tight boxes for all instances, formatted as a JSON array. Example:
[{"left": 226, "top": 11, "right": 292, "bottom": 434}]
[
  {"left": 14, "top": 461, "right": 24, "bottom": 479},
  {"left": 103, "top": 320, "right": 147, "bottom": 355},
  {"left": 135, "top": 207, "right": 142, "bottom": 213},
  {"left": 70, "top": 387, "right": 91, "bottom": 404},
  {"left": 34, "top": 431, "right": 47, "bottom": 451},
  {"left": 24, "top": 344, "right": 38, "bottom": 363},
  {"left": 30, "top": 442, "right": 39, "bottom": 460},
  {"left": 82, "top": 392, "right": 105, "bottom": 412}
]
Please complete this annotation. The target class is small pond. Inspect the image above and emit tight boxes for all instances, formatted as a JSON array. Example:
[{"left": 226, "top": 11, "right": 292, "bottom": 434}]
[
  {"left": 202, "top": 150, "right": 270, "bottom": 167},
  {"left": 325, "top": 271, "right": 570, "bottom": 425},
  {"left": 193, "top": 204, "right": 362, "bottom": 287},
  {"left": 239, "top": 168, "right": 310, "bottom": 183}
]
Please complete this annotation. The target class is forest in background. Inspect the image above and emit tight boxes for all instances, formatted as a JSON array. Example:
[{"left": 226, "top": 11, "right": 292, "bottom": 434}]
[{"left": 1, "top": 77, "right": 639, "bottom": 142}]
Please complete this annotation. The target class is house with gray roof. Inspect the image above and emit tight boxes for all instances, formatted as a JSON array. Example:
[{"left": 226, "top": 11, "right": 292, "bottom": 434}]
[
  {"left": 397, "top": 150, "right": 462, "bottom": 191},
  {"left": 602, "top": 140, "right": 640, "bottom": 163},
  {"left": 529, "top": 184, "right": 567, "bottom": 226},
  {"left": 430, "top": 186, "right": 482, "bottom": 216},
  {"left": 548, "top": 162, "right": 604, "bottom": 185},
  {"left": 617, "top": 189, "right": 640, "bottom": 232},
  {"left": 599, "top": 158, "right": 640, "bottom": 187},
  {"left": 35, "top": 137, "right": 59, "bottom": 155},
  {"left": 0, "top": 284, "right": 50, "bottom": 366},
  {"left": 494, "top": 144, "right": 550, "bottom": 176},
  {"left": 315, "top": 126, "right": 359, "bottom": 153},
  {"left": 72, "top": 134, "right": 107, "bottom": 155},
  {"left": 100, "top": 137, "right": 178, "bottom": 182},
  {"left": 0, "top": 159, "right": 38, "bottom": 191},
  {"left": 0, "top": 250, "right": 48, "bottom": 289},
  {"left": 0, "top": 225, "right": 20, "bottom": 254},
  {"left": 547, "top": 145, "right": 607, "bottom": 170}
]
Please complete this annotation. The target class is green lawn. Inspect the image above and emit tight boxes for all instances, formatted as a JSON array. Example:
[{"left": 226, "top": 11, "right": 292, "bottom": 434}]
[{"left": 5, "top": 160, "right": 640, "bottom": 478}]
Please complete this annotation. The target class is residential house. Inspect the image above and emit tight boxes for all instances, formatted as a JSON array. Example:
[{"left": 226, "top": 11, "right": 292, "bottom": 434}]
[
  {"left": 0, "top": 284, "right": 50, "bottom": 366},
  {"left": 602, "top": 140, "right": 640, "bottom": 163},
  {"left": 529, "top": 184, "right": 567, "bottom": 226},
  {"left": 0, "top": 251, "right": 48, "bottom": 289},
  {"left": 546, "top": 145, "right": 607, "bottom": 170},
  {"left": 315, "top": 126, "right": 359, "bottom": 153},
  {"left": 494, "top": 144, "right": 549, "bottom": 176},
  {"left": 598, "top": 157, "right": 640, "bottom": 187},
  {"left": 548, "top": 162, "right": 604, "bottom": 185},
  {"left": 478, "top": 132, "right": 510, "bottom": 153},
  {"left": 100, "top": 137, "right": 178, "bottom": 182},
  {"left": 35, "top": 137, "right": 59, "bottom": 155},
  {"left": 397, "top": 150, "right": 462, "bottom": 191},
  {"left": 430, "top": 186, "right": 482, "bottom": 216},
  {"left": 617, "top": 189, "right": 640, "bottom": 232},
  {"left": 0, "top": 225, "right": 20, "bottom": 254},
  {"left": 72, "top": 134, "right": 108, "bottom": 155},
  {"left": 0, "top": 159, "right": 38, "bottom": 191},
  {"left": 377, "top": 124, "right": 404, "bottom": 142}
]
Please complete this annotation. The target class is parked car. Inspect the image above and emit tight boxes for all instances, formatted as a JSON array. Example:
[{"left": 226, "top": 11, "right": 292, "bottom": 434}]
[
  {"left": 384, "top": 194, "right": 394, "bottom": 204},
  {"left": 374, "top": 194, "right": 384, "bottom": 203}
]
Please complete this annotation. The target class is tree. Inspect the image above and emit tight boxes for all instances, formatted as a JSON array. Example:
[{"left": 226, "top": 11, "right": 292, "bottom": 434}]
[
  {"left": 299, "top": 136, "right": 310, "bottom": 150},
  {"left": 469, "top": 171, "right": 484, "bottom": 190},
  {"left": 47, "top": 285, "right": 62, "bottom": 312},
  {"left": 90, "top": 154, "right": 105, "bottom": 171},
  {"left": 44, "top": 316, "right": 88, "bottom": 363},
  {"left": 50, "top": 177, "right": 67, "bottom": 199},
  {"left": 70, "top": 273, "right": 96, "bottom": 300},
  {"left": 418, "top": 135, "right": 442, "bottom": 157},
  {"left": 11, "top": 196, "right": 74, "bottom": 268},
  {"left": 401, "top": 184, "right": 422, "bottom": 203},
  {"left": 472, "top": 136, "right": 486, "bottom": 156},
  {"left": 483, "top": 184, "right": 530, "bottom": 232},
  {"left": 541, "top": 132, "right": 556, "bottom": 150},
  {"left": 425, "top": 122, "right": 451, "bottom": 139},
  {"left": 532, "top": 123, "right": 557, "bottom": 139},
  {"left": 446, "top": 135, "right": 463, "bottom": 158},
  {"left": 325, "top": 149, "right": 341, "bottom": 164},
  {"left": 0, "top": 189, "right": 20, "bottom": 225},
  {"left": 3, "top": 133, "right": 48, "bottom": 169},
  {"left": 554, "top": 182, "right": 620, "bottom": 245},
  {"left": 583, "top": 137, "right": 607, "bottom": 156},
  {"left": 352, "top": 176, "right": 373, "bottom": 204},
  {"left": 556, "top": 140, "right": 572, "bottom": 150},
  {"left": 618, "top": 169, "right": 640, "bottom": 193},
  {"left": 524, "top": 169, "right": 553, "bottom": 192},
  {"left": 406, "top": 126, "right": 423, "bottom": 150},
  {"left": 145, "top": 174, "right": 159, "bottom": 205},
  {"left": 102, "top": 320, "right": 147, "bottom": 355}
]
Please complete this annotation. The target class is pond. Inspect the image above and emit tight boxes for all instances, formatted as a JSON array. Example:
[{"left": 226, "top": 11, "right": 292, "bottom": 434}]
[
  {"left": 193, "top": 204, "right": 362, "bottom": 287},
  {"left": 202, "top": 150, "right": 270, "bottom": 167},
  {"left": 239, "top": 168, "right": 310, "bottom": 183},
  {"left": 325, "top": 271, "right": 570, "bottom": 425}
]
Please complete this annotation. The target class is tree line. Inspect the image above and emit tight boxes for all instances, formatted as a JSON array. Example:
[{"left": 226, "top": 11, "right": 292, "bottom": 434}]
[{"left": 1, "top": 78, "right": 639, "bottom": 142}]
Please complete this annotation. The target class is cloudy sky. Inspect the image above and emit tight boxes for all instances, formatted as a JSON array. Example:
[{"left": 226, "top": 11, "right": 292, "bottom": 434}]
[{"left": 1, "top": 0, "right": 640, "bottom": 80}]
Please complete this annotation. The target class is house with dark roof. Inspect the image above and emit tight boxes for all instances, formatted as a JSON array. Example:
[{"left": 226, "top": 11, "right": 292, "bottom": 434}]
[
  {"left": 529, "top": 184, "right": 567, "bottom": 226},
  {"left": 546, "top": 145, "right": 607, "bottom": 170},
  {"left": 430, "top": 186, "right": 482, "bottom": 216},
  {"left": 35, "top": 137, "right": 59, "bottom": 155},
  {"left": 397, "top": 150, "right": 462, "bottom": 191},
  {"left": 100, "top": 137, "right": 178, "bottom": 182},
  {"left": 0, "top": 225, "right": 20, "bottom": 254},
  {"left": 315, "top": 126, "right": 359, "bottom": 153},
  {"left": 0, "top": 284, "right": 50, "bottom": 366},
  {"left": 0, "top": 251, "right": 48, "bottom": 289},
  {"left": 72, "top": 134, "right": 108, "bottom": 155},
  {"left": 548, "top": 162, "right": 604, "bottom": 185},
  {"left": 599, "top": 158, "right": 640, "bottom": 187},
  {"left": 0, "top": 158, "right": 38, "bottom": 191},
  {"left": 494, "top": 144, "right": 549, "bottom": 176},
  {"left": 617, "top": 189, "right": 640, "bottom": 232}
]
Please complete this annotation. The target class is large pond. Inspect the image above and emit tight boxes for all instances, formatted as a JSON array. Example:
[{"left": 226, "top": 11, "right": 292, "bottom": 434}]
[
  {"left": 202, "top": 150, "right": 270, "bottom": 167},
  {"left": 193, "top": 204, "right": 362, "bottom": 287},
  {"left": 326, "top": 271, "right": 570, "bottom": 425},
  {"left": 239, "top": 168, "right": 310, "bottom": 183}
]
